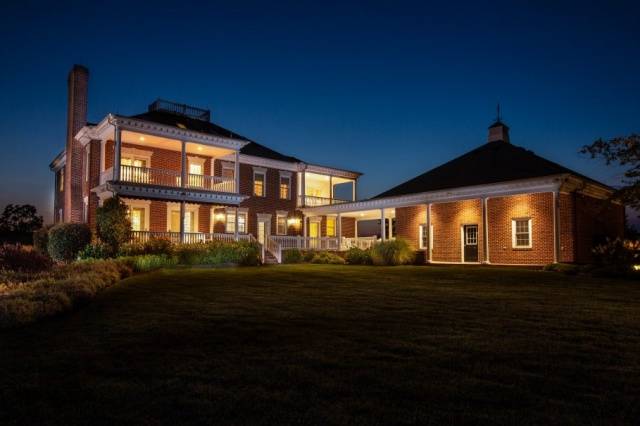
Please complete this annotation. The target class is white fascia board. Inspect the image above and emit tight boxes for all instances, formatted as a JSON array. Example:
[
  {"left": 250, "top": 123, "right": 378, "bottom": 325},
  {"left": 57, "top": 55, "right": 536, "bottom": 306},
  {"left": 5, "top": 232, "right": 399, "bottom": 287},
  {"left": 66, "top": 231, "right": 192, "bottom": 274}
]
[
  {"left": 301, "top": 175, "right": 565, "bottom": 215},
  {"left": 304, "top": 163, "right": 361, "bottom": 180}
]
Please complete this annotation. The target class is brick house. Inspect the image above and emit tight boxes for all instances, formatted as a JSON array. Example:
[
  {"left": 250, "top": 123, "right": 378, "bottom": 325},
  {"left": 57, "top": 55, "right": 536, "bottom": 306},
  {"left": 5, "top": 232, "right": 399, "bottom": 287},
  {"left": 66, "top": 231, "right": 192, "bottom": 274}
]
[{"left": 51, "top": 65, "right": 623, "bottom": 264}]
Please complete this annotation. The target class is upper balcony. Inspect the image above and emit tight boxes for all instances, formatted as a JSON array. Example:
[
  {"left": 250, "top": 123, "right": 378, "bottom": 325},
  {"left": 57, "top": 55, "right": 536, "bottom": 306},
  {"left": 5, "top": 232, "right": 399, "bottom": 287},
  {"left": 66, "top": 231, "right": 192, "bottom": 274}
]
[
  {"left": 297, "top": 171, "right": 356, "bottom": 207},
  {"left": 99, "top": 128, "right": 245, "bottom": 205}
]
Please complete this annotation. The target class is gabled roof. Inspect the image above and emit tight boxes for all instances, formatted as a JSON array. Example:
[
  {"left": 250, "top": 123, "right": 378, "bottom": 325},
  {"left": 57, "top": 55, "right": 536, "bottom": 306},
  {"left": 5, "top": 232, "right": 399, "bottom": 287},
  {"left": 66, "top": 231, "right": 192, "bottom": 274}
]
[
  {"left": 130, "top": 110, "right": 300, "bottom": 163},
  {"left": 374, "top": 140, "right": 609, "bottom": 199}
]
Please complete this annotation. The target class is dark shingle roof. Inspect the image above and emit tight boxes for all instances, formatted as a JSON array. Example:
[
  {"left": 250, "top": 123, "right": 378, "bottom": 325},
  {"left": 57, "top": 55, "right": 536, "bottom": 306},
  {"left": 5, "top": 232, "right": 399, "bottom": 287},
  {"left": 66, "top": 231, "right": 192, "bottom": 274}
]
[
  {"left": 129, "top": 110, "right": 300, "bottom": 163},
  {"left": 374, "top": 141, "right": 608, "bottom": 199}
]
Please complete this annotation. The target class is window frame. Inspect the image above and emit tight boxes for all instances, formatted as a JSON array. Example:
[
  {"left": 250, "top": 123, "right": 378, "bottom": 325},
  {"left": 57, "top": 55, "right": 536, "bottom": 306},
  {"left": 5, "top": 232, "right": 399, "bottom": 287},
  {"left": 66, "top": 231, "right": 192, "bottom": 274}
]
[
  {"left": 253, "top": 168, "right": 266, "bottom": 197},
  {"left": 419, "top": 224, "right": 428, "bottom": 250},
  {"left": 276, "top": 214, "right": 287, "bottom": 235},
  {"left": 279, "top": 174, "right": 291, "bottom": 200},
  {"left": 226, "top": 211, "right": 247, "bottom": 234},
  {"left": 326, "top": 216, "right": 336, "bottom": 237},
  {"left": 511, "top": 218, "right": 532, "bottom": 249}
]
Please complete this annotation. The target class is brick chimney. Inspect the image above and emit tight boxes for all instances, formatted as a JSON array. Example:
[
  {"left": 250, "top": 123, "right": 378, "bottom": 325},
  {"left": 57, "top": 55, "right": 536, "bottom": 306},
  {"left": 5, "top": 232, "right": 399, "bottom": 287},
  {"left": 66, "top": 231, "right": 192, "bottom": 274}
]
[
  {"left": 64, "top": 65, "right": 89, "bottom": 222},
  {"left": 488, "top": 120, "right": 510, "bottom": 143}
]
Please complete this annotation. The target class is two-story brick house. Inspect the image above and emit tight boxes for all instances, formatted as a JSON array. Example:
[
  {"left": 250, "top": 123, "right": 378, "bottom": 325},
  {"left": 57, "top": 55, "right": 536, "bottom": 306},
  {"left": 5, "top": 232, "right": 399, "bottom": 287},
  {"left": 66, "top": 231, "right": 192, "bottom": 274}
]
[
  {"left": 51, "top": 65, "right": 623, "bottom": 264},
  {"left": 50, "top": 65, "right": 360, "bottom": 262}
]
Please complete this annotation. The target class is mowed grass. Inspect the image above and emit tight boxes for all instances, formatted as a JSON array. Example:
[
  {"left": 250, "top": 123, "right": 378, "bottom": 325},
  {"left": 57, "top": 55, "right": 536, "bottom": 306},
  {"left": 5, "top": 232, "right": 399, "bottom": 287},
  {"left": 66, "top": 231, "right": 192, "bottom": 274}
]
[{"left": 0, "top": 265, "right": 639, "bottom": 425}]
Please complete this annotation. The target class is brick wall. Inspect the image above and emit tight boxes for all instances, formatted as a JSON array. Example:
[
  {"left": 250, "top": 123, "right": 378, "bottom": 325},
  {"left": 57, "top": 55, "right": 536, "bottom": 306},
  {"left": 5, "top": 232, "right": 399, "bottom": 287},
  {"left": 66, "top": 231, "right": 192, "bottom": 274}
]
[
  {"left": 86, "top": 140, "right": 101, "bottom": 230},
  {"left": 558, "top": 193, "right": 575, "bottom": 263},
  {"left": 487, "top": 193, "right": 554, "bottom": 265},
  {"left": 573, "top": 193, "right": 624, "bottom": 263},
  {"left": 341, "top": 217, "right": 355, "bottom": 238},
  {"left": 395, "top": 205, "right": 427, "bottom": 249},
  {"left": 431, "top": 199, "right": 483, "bottom": 262}
]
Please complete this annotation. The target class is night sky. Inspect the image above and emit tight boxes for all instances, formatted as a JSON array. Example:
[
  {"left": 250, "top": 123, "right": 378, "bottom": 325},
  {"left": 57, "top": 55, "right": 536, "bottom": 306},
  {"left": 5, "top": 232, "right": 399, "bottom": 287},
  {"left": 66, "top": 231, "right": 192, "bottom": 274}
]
[{"left": 1, "top": 1, "right": 638, "bottom": 222}]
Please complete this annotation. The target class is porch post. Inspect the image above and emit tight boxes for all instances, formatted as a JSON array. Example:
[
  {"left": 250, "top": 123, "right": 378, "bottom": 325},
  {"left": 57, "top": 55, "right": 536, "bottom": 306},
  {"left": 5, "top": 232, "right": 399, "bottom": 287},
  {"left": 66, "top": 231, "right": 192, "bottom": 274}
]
[
  {"left": 234, "top": 150, "right": 240, "bottom": 193},
  {"left": 301, "top": 169, "right": 306, "bottom": 206},
  {"left": 380, "top": 208, "right": 386, "bottom": 241},
  {"left": 388, "top": 217, "right": 393, "bottom": 239},
  {"left": 329, "top": 175, "right": 333, "bottom": 204},
  {"left": 181, "top": 140, "right": 187, "bottom": 188},
  {"left": 482, "top": 197, "right": 490, "bottom": 264},
  {"left": 179, "top": 201, "right": 186, "bottom": 243},
  {"left": 113, "top": 125, "right": 122, "bottom": 181},
  {"left": 354, "top": 219, "right": 358, "bottom": 243},
  {"left": 427, "top": 203, "right": 432, "bottom": 263},
  {"left": 352, "top": 180, "right": 356, "bottom": 201},
  {"left": 337, "top": 213, "right": 342, "bottom": 249},
  {"left": 234, "top": 207, "right": 239, "bottom": 241},
  {"left": 303, "top": 215, "right": 307, "bottom": 237}
]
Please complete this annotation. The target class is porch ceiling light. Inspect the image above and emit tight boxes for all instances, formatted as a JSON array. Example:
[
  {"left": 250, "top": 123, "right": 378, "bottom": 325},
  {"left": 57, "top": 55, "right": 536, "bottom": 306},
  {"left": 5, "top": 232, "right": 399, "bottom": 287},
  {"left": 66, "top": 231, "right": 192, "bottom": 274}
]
[
  {"left": 215, "top": 213, "right": 225, "bottom": 222},
  {"left": 139, "top": 136, "right": 145, "bottom": 141},
  {"left": 197, "top": 146, "right": 203, "bottom": 151},
  {"left": 287, "top": 217, "right": 301, "bottom": 226}
]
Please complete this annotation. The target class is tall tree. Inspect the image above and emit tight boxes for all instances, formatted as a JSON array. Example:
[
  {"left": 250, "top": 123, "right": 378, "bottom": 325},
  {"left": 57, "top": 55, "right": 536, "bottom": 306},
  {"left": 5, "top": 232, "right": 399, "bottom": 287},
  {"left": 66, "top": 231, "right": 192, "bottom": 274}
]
[
  {"left": 0, "top": 204, "right": 44, "bottom": 244},
  {"left": 581, "top": 134, "right": 640, "bottom": 210}
]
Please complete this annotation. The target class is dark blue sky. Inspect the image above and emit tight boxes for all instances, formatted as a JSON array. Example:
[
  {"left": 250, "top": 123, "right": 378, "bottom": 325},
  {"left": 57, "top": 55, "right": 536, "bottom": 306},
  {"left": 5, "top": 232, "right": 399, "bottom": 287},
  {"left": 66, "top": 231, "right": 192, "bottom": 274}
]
[{"left": 1, "top": 0, "right": 638, "bottom": 221}]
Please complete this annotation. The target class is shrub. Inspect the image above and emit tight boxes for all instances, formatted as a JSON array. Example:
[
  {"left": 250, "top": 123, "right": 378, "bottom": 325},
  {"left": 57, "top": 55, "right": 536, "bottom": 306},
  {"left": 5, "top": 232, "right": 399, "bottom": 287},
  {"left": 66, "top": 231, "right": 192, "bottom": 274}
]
[
  {"left": 0, "top": 244, "right": 53, "bottom": 272},
  {"left": 369, "top": 239, "right": 415, "bottom": 266},
  {"left": 96, "top": 196, "right": 131, "bottom": 254},
  {"left": 47, "top": 223, "right": 91, "bottom": 263},
  {"left": 144, "top": 238, "right": 174, "bottom": 255},
  {"left": 592, "top": 238, "right": 640, "bottom": 273},
  {"left": 344, "top": 247, "right": 372, "bottom": 265},
  {"left": 119, "top": 254, "right": 178, "bottom": 273},
  {"left": 282, "top": 248, "right": 303, "bottom": 264},
  {"left": 175, "top": 240, "right": 261, "bottom": 266},
  {"left": 32, "top": 226, "right": 52, "bottom": 254},
  {"left": 303, "top": 250, "right": 316, "bottom": 262},
  {"left": 117, "top": 242, "right": 146, "bottom": 257},
  {"left": 542, "top": 263, "right": 580, "bottom": 275},
  {"left": 78, "top": 242, "right": 113, "bottom": 260},
  {"left": 0, "top": 259, "right": 132, "bottom": 328},
  {"left": 310, "top": 251, "right": 345, "bottom": 264}
]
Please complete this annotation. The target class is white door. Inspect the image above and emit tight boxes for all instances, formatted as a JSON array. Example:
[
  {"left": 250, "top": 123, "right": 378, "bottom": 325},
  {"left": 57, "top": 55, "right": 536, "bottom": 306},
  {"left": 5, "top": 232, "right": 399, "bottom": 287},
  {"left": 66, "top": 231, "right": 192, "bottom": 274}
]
[{"left": 257, "top": 219, "right": 270, "bottom": 245}]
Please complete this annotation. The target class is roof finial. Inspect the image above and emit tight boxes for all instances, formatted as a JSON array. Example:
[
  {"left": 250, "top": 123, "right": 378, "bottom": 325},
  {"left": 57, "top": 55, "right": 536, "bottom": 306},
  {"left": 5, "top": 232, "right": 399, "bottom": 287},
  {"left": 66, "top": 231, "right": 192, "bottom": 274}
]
[{"left": 496, "top": 102, "right": 501, "bottom": 122}]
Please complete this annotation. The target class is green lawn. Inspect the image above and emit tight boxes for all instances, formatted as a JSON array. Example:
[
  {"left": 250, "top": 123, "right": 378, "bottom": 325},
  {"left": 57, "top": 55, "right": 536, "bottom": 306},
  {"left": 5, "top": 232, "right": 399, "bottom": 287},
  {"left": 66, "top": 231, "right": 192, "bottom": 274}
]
[{"left": 0, "top": 265, "right": 639, "bottom": 425}]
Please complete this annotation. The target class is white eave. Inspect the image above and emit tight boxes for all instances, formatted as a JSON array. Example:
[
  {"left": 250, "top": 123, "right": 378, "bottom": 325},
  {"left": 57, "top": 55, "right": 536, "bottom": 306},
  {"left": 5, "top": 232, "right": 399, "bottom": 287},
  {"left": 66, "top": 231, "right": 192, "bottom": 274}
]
[
  {"left": 75, "top": 114, "right": 250, "bottom": 151},
  {"left": 302, "top": 174, "right": 602, "bottom": 215}
]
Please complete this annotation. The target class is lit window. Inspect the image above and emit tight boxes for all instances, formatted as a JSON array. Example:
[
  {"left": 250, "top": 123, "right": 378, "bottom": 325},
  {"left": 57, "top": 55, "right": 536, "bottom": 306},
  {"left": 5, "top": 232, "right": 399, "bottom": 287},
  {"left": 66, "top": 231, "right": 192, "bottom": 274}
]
[
  {"left": 326, "top": 217, "right": 336, "bottom": 237},
  {"left": 189, "top": 163, "right": 203, "bottom": 175},
  {"left": 253, "top": 171, "right": 266, "bottom": 196},
  {"left": 277, "top": 215, "right": 287, "bottom": 235},
  {"left": 129, "top": 207, "right": 145, "bottom": 231},
  {"left": 512, "top": 218, "right": 532, "bottom": 248},
  {"left": 226, "top": 212, "right": 247, "bottom": 233},
  {"left": 222, "top": 164, "right": 235, "bottom": 180},
  {"left": 170, "top": 210, "right": 195, "bottom": 233},
  {"left": 279, "top": 175, "right": 290, "bottom": 200},
  {"left": 419, "top": 224, "right": 428, "bottom": 249}
]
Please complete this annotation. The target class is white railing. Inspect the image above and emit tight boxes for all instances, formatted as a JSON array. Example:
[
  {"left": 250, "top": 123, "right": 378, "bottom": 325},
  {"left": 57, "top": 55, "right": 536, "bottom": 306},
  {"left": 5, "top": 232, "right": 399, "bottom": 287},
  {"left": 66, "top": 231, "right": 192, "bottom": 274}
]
[
  {"left": 131, "top": 231, "right": 254, "bottom": 244},
  {"left": 265, "top": 237, "right": 282, "bottom": 263},
  {"left": 298, "top": 195, "right": 351, "bottom": 207},
  {"left": 341, "top": 236, "right": 379, "bottom": 250},
  {"left": 271, "top": 236, "right": 341, "bottom": 251},
  {"left": 105, "top": 165, "right": 236, "bottom": 194},
  {"left": 187, "top": 174, "right": 235, "bottom": 193}
]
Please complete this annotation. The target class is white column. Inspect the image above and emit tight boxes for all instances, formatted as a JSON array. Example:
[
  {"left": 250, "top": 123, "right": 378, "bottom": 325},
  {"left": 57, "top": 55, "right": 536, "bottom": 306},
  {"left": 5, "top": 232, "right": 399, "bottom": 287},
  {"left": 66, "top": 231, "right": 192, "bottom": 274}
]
[
  {"left": 100, "top": 140, "right": 106, "bottom": 174},
  {"left": 427, "top": 203, "right": 432, "bottom": 262},
  {"left": 355, "top": 219, "right": 359, "bottom": 243},
  {"left": 179, "top": 201, "right": 186, "bottom": 243},
  {"left": 352, "top": 180, "right": 356, "bottom": 201},
  {"left": 303, "top": 214, "right": 307, "bottom": 237},
  {"left": 234, "top": 207, "right": 239, "bottom": 241},
  {"left": 301, "top": 170, "right": 306, "bottom": 206},
  {"left": 181, "top": 141, "right": 187, "bottom": 188},
  {"left": 234, "top": 150, "right": 240, "bottom": 193},
  {"left": 388, "top": 216, "right": 393, "bottom": 239},
  {"left": 483, "top": 197, "right": 490, "bottom": 264},
  {"left": 329, "top": 175, "right": 333, "bottom": 204},
  {"left": 337, "top": 213, "right": 342, "bottom": 248},
  {"left": 380, "top": 208, "right": 386, "bottom": 241},
  {"left": 113, "top": 125, "right": 122, "bottom": 181}
]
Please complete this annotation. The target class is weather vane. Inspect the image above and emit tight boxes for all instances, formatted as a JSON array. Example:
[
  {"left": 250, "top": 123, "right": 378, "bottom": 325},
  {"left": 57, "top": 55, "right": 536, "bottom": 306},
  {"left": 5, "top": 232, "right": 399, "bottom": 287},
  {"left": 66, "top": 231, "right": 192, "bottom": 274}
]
[{"left": 496, "top": 102, "right": 501, "bottom": 122}]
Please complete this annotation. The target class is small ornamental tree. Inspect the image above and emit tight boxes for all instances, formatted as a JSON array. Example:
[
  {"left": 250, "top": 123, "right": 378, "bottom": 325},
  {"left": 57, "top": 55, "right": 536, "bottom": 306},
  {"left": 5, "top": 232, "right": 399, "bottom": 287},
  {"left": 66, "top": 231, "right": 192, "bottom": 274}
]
[
  {"left": 96, "top": 196, "right": 131, "bottom": 254},
  {"left": 47, "top": 223, "right": 92, "bottom": 262}
]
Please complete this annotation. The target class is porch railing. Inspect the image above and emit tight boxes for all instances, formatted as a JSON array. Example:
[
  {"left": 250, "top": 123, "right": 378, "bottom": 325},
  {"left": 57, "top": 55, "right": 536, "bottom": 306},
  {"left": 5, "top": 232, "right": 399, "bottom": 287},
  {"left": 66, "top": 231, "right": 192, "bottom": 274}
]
[
  {"left": 265, "top": 237, "right": 282, "bottom": 263},
  {"left": 298, "top": 195, "right": 350, "bottom": 207},
  {"left": 271, "top": 236, "right": 341, "bottom": 251},
  {"left": 341, "top": 236, "right": 379, "bottom": 250},
  {"left": 130, "top": 231, "right": 254, "bottom": 244},
  {"left": 105, "top": 166, "right": 236, "bottom": 194}
]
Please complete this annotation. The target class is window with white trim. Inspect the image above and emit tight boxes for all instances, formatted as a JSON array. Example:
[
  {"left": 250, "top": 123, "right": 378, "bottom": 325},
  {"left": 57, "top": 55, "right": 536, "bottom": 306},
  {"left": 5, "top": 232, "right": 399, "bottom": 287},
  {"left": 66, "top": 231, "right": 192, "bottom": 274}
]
[
  {"left": 222, "top": 162, "right": 235, "bottom": 180},
  {"left": 276, "top": 214, "right": 287, "bottom": 235},
  {"left": 512, "top": 218, "right": 532, "bottom": 248},
  {"left": 419, "top": 224, "right": 428, "bottom": 249},
  {"left": 279, "top": 174, "right": 291, "bottom": 200},
  {"left": 253, "top": 170, "right": 266, "bottom": 197},
  {"left": 226, "top": 212, "right": 247, "bottom": 233}
]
